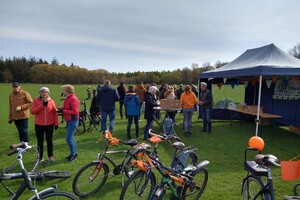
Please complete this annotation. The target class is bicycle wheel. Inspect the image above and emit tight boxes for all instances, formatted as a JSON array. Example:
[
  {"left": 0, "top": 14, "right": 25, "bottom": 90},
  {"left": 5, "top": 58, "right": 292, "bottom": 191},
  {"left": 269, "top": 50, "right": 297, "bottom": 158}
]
[
  {"left": 182, "top": 168, "right": 208, "bottom": 200},
  {"left": 186, "top": 152, "right": 198, "bottom": 167},
  {"left": 76, "top": 118, "right": 85, "bottom": 134},
  {"left": 148, "top": 185, "right": 166, "bottom": 200},
  {"left": 93, "top": 114, "right": 102, "bottom": 132},
  {"left": 32, "top": 191, "right": 78, "bottom": 199},
  {"left": 241, "top": 175, "right": 269, "bottom": 200},
  {"left": 120, "top": 170, "right": 156, "bottom": 200},
  {"left": 294, "top": 183, "right": 300, "bottom": 196},
  {"left": 42, "top": 170, "right": 72, "bottom": 179},
  {"left": 72, "top": 161, "right": 109, "bottom": 197}
]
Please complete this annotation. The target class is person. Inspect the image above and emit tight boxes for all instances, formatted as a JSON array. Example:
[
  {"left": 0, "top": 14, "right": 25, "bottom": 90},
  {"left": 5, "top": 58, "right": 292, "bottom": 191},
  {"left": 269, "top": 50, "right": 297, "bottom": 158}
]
[
  {"left": 199, "top": 82, "right": 213, "bottom": 133},
  {"left": 97, "top": 80, "right": 120, "bottom": 133},
  {"left": 58, "top": 84, "right": 80, "bottom": 162},
  {"left": 164, "top": 86, "right": 176, "bottom": 122},
  {"left": 87, "top": 86, "right": 91, "bottom": 99},
  {"left": 92, "top": 87, "right": 97, "bottom": 97},
  {"left": 31, "top": 87, "right": 58, "bottom": 162},
  {"left": 124, "top": 84, "right": 141, "bottom": 139},
  {"left": 117, "top": 82, "right": 126, "bottom": 119},
  {"left": 180, "top": 85, "right": 198, "bottom": 137},
  {"left": 144, "top": 86, "right": 160, "bottom": 140},
  {"left": 176, "top": 84, "right": 184, "bottom": 99},
  {"left": 134, "top": 81, "right": 146, "bottom": 121},
  {"left": 8, "top": 82, "right": 33, "bottom": 142}
]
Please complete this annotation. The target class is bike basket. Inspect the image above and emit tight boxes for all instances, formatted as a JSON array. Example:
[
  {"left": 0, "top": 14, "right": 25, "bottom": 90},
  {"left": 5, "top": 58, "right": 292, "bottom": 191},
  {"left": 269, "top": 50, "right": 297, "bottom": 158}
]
[
  {"left": 281, "top": 155, "right": 300, "bottom": 180},
  {"left": 132, "top": 160, "right": 149, "bottom": 171}
]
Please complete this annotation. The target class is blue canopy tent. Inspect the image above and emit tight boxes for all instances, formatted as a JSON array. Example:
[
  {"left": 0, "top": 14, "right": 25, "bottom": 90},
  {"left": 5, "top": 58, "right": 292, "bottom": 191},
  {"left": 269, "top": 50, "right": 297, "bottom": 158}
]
[{"left": 199, "top": 44, "right": 300, "bottom": 136}]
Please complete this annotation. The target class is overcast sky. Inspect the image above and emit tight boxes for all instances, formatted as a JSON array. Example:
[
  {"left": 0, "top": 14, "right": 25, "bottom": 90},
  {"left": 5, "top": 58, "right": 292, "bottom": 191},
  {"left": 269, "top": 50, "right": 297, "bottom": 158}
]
[{"left": 0, "top": 0, "right": 299, "bottom": 73}]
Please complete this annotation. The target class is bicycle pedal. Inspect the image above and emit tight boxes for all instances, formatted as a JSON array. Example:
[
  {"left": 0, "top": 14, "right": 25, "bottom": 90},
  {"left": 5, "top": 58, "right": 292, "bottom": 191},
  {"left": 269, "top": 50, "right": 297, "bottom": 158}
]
[{"left": 110, "top": 172, "right": 116, "bottom": 177}]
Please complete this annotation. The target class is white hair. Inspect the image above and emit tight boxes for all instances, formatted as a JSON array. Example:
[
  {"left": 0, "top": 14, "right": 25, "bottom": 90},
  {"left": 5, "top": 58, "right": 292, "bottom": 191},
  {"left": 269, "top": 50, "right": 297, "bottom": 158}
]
[
  {"left": 200, "top": 82, "right": 207, "bottom": 87},
  {"left": 39, "top": 87, "right": 50, "bottom": 94},
  {"left": 148, "top": 86, "right": 158, "bottom": 94}
]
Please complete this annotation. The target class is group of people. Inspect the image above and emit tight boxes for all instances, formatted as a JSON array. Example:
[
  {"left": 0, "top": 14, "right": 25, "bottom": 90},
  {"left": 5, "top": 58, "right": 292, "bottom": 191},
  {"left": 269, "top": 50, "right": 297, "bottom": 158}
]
[
  {"left": 8, "top": 80, "right": 213, "bottom": 163},
  {"left": 9, "top": 82, "right": 80, "bottom": 162}
]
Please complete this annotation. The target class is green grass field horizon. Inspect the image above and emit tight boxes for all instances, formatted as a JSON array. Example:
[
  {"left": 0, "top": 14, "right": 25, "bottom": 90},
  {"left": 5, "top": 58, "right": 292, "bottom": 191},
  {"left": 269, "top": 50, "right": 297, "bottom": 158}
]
[{"left": 0, "top": 83, "right": 300, "bottom": 199}]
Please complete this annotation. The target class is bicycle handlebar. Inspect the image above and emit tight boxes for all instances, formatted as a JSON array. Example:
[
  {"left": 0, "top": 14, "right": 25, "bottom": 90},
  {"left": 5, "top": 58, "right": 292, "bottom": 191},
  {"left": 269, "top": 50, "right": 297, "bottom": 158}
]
[{"left": 7, "top": 142, "right": 31, "bottom": 156}]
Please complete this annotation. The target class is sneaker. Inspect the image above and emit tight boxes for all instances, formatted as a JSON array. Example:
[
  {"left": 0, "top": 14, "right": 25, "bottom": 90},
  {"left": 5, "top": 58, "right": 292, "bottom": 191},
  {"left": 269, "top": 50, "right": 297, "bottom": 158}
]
[
  {"left": 201, "top": 129, "right": 207, "bottom": 133},
  {"left": 38, "top": 158, "right": 44, "bottom": 163},
  {"left": 68, "top": 154, "right": 77, "bottom": 162},
  {"left": 65, "top": 155, "right": 72, "bottom": 160},
  {"left": 185, "top": 132, "right": 191, "bottom": 137},
  {"left": 48, "top": 156, "right": 54, "bottom": 162}
]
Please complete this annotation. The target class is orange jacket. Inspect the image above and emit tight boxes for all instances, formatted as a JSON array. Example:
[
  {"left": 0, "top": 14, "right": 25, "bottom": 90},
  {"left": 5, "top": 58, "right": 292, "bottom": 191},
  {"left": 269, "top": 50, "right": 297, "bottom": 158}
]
[
  {"left": 180, "top": 91, "right": 198, "bottom": 109},
  {"left": 31, "top": 97, "right": 59, "bottom": 126},
  {"left": 9, "top": 89, "right": 33, "bottom": 120}
]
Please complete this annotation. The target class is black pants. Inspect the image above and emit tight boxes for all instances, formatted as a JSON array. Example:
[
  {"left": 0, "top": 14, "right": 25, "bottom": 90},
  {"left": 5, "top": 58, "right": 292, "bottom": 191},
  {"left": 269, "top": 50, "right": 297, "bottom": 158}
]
[
  {"left": 14, "top": 119, "right": 29, "bottom": 142},
  {"left": 119, "top": 100, "right": 125, "bottom": 119},
  {"left": 35, "top": 124, "right": 54, "bottom": 159},
  {"left": 127, "top": 115, "right": 139, "bottom": 139}
]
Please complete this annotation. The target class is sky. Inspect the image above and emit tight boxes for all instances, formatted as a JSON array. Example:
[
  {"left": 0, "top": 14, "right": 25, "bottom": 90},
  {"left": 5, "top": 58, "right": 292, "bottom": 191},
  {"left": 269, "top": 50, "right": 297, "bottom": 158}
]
[{"left": 0, "top": 0, "right": 299, "bottom": 73}]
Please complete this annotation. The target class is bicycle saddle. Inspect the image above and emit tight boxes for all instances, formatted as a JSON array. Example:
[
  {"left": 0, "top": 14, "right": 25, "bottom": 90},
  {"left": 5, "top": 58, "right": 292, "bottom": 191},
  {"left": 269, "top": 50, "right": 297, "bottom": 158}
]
[
  {"left": 124, "top": 139, "right": 138, "bottom": 146},
  {"left": 171, "top": 142, "right": 185, "bottom": 150},
  {"left": 255, "top": 154, "right": 281, "bottom": 167}
]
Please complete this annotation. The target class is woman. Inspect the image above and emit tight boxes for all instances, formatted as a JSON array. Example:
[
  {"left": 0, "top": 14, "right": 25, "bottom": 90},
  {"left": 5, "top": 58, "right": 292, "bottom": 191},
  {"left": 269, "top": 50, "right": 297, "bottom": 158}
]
[
  {"left": 124, "top": 84, "right": 141, "bottom": 139},
  {"left": 31, "top": 87, "right": 58, "bottom": 162},
  {"left": 58, "top": 84, "right": 80, "bottom": 162},
  {"left": 164, "top": 86, "right": 176, "bottom": 122},
  {"left": 180, "top": 85, "right": 198, "bottom": 137},
  {"left": 144, "top": 86, "right": 160, "bottom": 140}
]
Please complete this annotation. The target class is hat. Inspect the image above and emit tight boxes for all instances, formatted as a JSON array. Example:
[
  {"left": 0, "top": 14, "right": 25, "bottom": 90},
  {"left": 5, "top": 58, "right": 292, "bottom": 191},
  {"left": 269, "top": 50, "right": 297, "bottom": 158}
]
[
  {"left": 39, "top": 87, "right": 50, "bottom": 94},
  {"left": 12, "top": 82, "right": 20, "bottom": 87}
]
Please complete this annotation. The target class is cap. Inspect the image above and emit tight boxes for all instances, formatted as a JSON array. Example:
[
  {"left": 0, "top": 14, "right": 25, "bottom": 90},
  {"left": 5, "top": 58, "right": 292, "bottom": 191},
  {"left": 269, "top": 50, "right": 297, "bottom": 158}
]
[{"left": 12, "top": 82, "right": 20, "bottom": 87}]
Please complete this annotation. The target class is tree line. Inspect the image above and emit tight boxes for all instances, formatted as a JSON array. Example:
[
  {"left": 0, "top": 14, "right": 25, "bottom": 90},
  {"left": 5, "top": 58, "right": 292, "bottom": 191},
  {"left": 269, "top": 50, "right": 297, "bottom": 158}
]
[{"left": 1, "top": 43, "right": 299, "bottom": 85}]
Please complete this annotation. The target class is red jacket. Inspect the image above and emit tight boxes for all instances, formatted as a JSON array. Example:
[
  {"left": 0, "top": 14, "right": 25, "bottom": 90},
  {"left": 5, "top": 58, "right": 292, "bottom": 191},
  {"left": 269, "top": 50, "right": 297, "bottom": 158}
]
[
  {"left": 31, "top": 97, "right": 59, "bottom": 126},
  {"left": 62, "top": 93, "right": 80, "bottom": 122}
]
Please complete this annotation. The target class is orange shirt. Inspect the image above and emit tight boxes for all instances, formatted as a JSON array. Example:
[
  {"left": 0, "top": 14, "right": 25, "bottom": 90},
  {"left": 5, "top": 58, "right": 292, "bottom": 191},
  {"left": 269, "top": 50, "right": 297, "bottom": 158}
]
[{"left": 180, "top": 92, "right": 198, "bottom": 108}]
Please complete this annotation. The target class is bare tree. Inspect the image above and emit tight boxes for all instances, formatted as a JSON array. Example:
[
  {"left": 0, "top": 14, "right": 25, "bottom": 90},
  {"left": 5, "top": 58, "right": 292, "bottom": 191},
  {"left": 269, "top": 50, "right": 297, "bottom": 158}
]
[{"left": 289, "top": 42, "right": 300, "bottom": 59}]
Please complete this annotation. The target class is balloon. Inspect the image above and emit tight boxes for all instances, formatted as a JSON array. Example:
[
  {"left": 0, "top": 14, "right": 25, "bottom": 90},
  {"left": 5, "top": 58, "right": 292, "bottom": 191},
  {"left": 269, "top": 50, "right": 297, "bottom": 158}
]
[{"left": 248, "top": 136, "right": 265, "bottom": 151}]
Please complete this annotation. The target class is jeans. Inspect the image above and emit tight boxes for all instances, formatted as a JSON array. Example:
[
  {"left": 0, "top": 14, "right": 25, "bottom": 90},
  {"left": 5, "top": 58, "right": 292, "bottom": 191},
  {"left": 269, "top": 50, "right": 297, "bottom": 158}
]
[
  {"left": 66, "top": 120, "right": 78, "bottom": 156},
  {"left": 14, "top": 119, "right": 29, "bottom": 142},
  {"left": 35, "top": 124, "right": 54, "bottom": 159},
  {"left": 183, "top": 108, "right": 194, "bottom": 133},
  {"left": 202, "top": 108, "right": 212, "bottom": 132},
  {"left": 101, "top": 110, "right": 116, "bottom": 132},
  {"left": 127, "top": 115, "right": 139, "bottom": 139},
  {"left": 144, "top": 119, "right": 153, "bottom": 140}
]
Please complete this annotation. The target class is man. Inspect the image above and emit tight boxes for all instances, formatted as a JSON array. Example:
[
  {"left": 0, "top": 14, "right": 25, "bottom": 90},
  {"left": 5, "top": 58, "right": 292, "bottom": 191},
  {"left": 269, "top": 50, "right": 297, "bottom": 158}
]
[
  {"left": 117, "top": 82, "right": 126, "bottom": 119},
  {"left": 97, "top": 80, "right": 120, "bottom": 132},
  {"left": 8, "top": 82, "right": 33, "bottom": 142},
  {"left": 199, "top": 82, "right": 213, "bottom": 133}
]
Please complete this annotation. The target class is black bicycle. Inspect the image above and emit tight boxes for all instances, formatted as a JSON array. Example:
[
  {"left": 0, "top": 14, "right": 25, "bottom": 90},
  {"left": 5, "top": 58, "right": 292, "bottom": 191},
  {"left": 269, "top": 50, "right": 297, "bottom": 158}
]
[
  {"left": 72, "top": 130, "right": 150, "bottom": 198},
  {"left": 242, "top": 147, "right": 300, "bottom": 200},
  {"left": 76, "top": 101, "right": 102, "bottom": 134},
  {"left": 0, "top": 142, "right": 78, "bottom": 200},
  {"left": 120, "top": 131, "right": 209, "bottom": 200}
]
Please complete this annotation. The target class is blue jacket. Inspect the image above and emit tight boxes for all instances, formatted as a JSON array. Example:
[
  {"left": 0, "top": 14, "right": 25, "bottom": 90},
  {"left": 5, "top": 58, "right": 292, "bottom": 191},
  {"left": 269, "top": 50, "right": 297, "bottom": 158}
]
[
  {"left": 97, "top": 85, "right": 120, "bottom": 112},
  {"left": 124, "top": 93, "right": 141, "bottom": 116}
]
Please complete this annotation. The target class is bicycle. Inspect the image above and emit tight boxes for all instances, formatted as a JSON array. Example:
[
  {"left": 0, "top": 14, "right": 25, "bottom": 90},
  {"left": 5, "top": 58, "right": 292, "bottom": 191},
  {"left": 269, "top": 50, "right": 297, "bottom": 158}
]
[
  {"left": 0, "top": 142, "right": 78, "bottom": 200},
  {"left": 241, "top": 147, "right": 300, "bottom": 200},
  {"left": 120, "top": 130, "right": 209, "bottom": 200},
  {"left": 76, "top": 101, "right": 102, "bottom": 134},
  {"left": 72, "top": 130, "right": 149, "bottom": 198}
]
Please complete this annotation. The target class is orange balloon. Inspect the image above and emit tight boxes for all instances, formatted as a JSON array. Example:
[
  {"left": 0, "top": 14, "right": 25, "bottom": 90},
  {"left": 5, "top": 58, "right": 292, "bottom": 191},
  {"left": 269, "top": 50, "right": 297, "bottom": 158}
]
[{"left": 248, "top": 136, "right": 265, "bottom": 151}]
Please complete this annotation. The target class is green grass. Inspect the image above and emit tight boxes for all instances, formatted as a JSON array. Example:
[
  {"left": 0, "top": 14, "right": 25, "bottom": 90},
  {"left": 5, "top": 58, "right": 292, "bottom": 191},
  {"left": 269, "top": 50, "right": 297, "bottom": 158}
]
[{"left": 0, "top": 83, "right": 299, "bottom": 199}]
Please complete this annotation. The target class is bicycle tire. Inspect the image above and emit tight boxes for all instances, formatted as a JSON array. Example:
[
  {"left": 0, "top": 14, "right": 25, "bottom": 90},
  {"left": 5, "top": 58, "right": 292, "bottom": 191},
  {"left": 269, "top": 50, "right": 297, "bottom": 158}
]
[
  {"left": 76, "top": 118, "right": 86, "bottom": 134},
  {"left": 241, "top": 175, "right": 270, "bottom": 200},
  {"left": 32, "top": 191, "right": 79, "bottom": 199},
  {"left": 182, "top": 168, "right": 208, "bottom": 200},
  {"left": 72, "top": 161, "right": 109, "bottom": 198},
  {"left": 148, "top": 185, "right": 166, "bottom": 200},
  {"left": 93, "top": 114, "right": 102, "bottom": 132},
  {"left": 42, "top": 170, "right": 72, "bottom": 179},
  {"left": 120, "top": 170, "right": 156, "bottom": 200},
  {"left": 186, "top": 151, "right": 198, "bottom": 166},
  {"left": 294, "top": 183, "right": 300, "bottom": 196}
]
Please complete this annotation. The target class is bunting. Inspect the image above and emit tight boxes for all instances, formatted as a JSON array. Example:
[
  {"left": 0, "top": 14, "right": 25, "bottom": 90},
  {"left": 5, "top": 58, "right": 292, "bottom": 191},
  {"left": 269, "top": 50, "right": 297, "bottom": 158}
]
[
  {"left": 217, "top": 83, "right": 222, "bottom": 90},
  {"left": 272, "top": 76, "right": 278, "bottom": 83},
  {"left": 244, "top": 80, "right": 249, "bottom": 88},
  {"left": 230, "top": 82, "right": 235, "bottom": 89},
  {"left": 223, "top": 77, "right": 228, "bottom": 83},
  {"left": 265, "top": 80, "right": 272, "bottom": 89}
]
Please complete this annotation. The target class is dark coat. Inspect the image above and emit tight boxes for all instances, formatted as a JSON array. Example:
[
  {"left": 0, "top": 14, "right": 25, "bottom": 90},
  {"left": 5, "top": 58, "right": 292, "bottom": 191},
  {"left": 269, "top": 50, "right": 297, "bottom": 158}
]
[
  {"left": 144, "top": 92, "right": 159, "bottom": 120},
  {"left": 199, "top": 89, "right": 213, "bottom": 109},
  {"left": 117, "top": 85, "right": 126, "bottom": 101},
  {"left": 97, "top": 85, "right": 120, "bottom": 112},
  {"left": 124, "top": 93, "right": 141, "bottom": 116}
]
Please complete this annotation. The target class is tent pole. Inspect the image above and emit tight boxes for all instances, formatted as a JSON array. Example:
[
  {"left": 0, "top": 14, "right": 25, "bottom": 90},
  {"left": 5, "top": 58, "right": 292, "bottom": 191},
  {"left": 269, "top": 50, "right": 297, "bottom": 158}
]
[{"left": 255, "top": 75, "right": 263, "bottom": 136}]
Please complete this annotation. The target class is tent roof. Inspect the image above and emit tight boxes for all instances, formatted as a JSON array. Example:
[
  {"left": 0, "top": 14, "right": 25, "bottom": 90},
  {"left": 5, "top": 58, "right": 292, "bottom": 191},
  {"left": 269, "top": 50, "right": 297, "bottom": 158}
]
[{"left": 199, "top": 43, "right": 300, "bottom": 78}]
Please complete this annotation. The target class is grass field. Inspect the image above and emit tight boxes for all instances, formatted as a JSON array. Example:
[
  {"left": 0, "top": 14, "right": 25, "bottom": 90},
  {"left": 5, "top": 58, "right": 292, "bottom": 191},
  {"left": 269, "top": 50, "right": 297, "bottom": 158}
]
[{"left": 0, "top": 83, "right": 300, "bottom": 199}]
